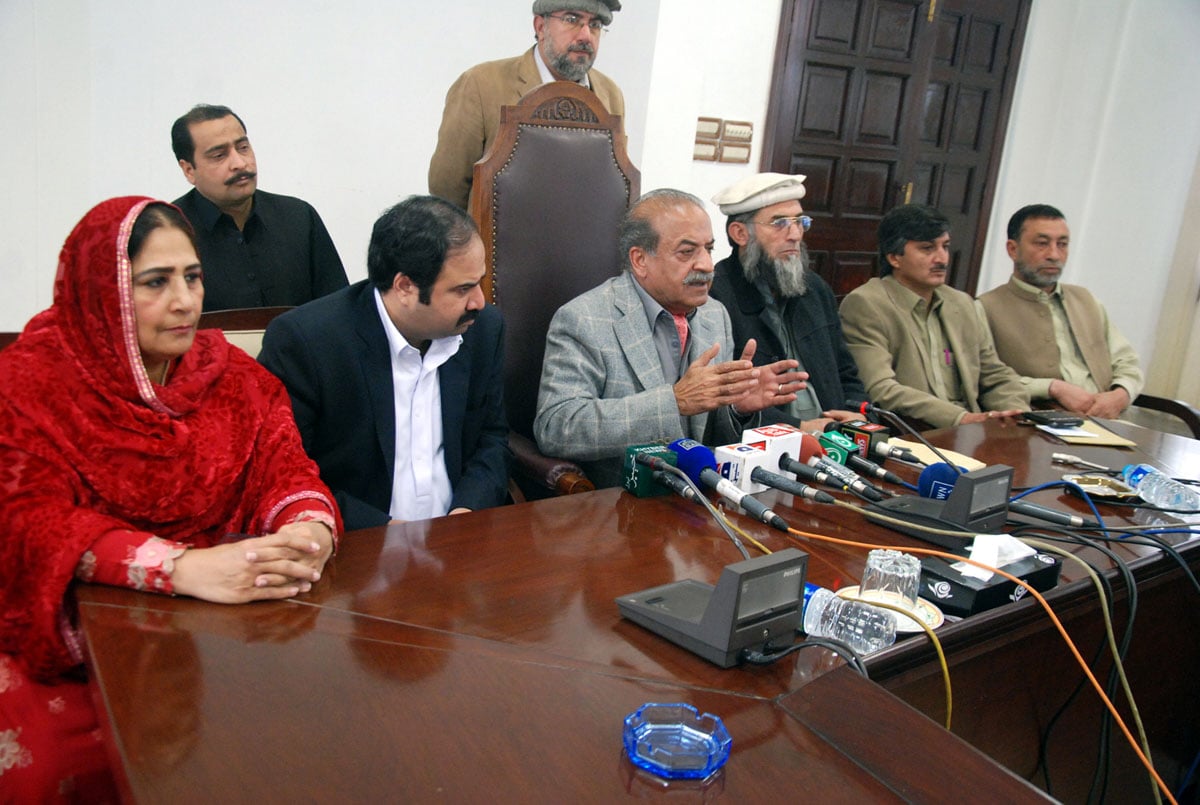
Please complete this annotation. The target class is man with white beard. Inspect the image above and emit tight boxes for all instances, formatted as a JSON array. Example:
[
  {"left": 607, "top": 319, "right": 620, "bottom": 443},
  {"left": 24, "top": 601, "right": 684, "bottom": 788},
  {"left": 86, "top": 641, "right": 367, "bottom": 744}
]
[{"left": 710, "top": 174, "right": 866, "bottom": 430}]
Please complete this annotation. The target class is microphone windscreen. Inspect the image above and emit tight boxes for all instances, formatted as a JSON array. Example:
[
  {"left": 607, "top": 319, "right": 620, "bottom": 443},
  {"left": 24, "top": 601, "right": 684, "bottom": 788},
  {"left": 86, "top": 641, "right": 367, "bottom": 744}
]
[
  {"left": 918, "top": 462, "right": 961, "bottom": 500},
  {"left": 853, "top": 400, "right": 883, "bottom": 425},
  {"left": 798, "top": 433, "right": 827, "bottom": 463},
  {"left": 667, "top": 438, "right": 717, "bottom": 484}
]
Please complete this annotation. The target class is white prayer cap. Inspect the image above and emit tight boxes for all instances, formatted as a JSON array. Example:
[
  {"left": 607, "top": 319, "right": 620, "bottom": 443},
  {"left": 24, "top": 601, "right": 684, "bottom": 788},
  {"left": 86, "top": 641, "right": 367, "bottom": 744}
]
[{"left": 712, "top": 173, "right": 807, "bottom": 215}]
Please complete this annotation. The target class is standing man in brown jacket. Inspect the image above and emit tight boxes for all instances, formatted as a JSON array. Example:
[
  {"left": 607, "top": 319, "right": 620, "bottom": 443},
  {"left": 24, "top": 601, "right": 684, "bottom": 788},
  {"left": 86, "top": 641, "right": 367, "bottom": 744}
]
[{"left": 428, "top": 1, "right": 626, "bottom": 210}]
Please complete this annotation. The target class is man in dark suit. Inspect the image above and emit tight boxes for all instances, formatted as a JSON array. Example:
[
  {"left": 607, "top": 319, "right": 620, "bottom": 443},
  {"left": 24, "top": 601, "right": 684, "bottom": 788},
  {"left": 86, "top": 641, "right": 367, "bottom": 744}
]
[
  {"left": 259, "top": 196, "right": 510, "bottom": 530},
  {"left": 709, "top": 173, "right": 866, "bottom": 431}
]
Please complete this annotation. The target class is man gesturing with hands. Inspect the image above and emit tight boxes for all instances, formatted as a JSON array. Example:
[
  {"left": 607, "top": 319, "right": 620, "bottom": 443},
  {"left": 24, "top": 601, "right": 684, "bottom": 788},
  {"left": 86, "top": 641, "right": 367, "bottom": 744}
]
[{"left": 535, "top": 189, "right": 806, "bottom": 488}]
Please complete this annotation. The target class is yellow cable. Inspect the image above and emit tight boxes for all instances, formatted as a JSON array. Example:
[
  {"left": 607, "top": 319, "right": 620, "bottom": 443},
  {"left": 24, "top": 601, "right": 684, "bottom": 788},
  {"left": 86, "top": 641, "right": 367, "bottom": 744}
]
[
  {"left": 782, "top": 521, "right": 1178, "bottom": 805},
  {"left": 841, "top": 594, "right": 952, "bottom": 730},
  {"left": 719, "top": 512, "right": 772, "bottom": 555}
]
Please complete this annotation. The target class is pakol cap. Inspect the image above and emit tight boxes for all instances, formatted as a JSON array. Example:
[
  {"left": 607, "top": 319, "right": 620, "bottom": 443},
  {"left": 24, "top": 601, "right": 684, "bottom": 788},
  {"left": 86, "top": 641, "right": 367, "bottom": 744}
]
[
  {"left": 532, "top": 0, "right": 621, "bottom": 25},
  {"left": 712, "top": 173, "right": 807, "bottom": 215}
]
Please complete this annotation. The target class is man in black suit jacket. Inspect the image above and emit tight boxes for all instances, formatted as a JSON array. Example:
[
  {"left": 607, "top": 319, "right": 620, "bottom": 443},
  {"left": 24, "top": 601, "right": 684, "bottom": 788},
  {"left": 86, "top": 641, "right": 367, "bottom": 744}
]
[
  {"left": 259, "top": 196, "right": 510, "bottom": 530},
  {"left": 708, "top": 173, "right": 867, "bottom": 431}
]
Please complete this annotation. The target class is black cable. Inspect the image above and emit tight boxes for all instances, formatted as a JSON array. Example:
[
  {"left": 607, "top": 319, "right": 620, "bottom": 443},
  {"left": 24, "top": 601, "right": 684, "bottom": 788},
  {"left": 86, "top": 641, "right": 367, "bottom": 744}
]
[
  {"left": 653, "top": 460, "right": 752, "bottom": 560},
  {"left": 1027, "top": 525, "right": 1139, "bottom": 804},
  {"left": 1110, "top": 499, "right": 1200, "bottom": 515},
  {"left": 1011, "top": 524, "right": 1139, "bottom": 801},
  {"left": 1102, "top": 530, "right": 1200, "bottom": 597},
  {"left": 1009, "top": 499, "right": 1197, "bottom": 800},
  {"left": 874, "top": 407, "right": 962, "bottom": 473},
  {"left": 741, "top": 637, "right": 869, "bottom": 677},
  {"left": 1038, "top": 524, "right": 1200, "bottom": 598}
]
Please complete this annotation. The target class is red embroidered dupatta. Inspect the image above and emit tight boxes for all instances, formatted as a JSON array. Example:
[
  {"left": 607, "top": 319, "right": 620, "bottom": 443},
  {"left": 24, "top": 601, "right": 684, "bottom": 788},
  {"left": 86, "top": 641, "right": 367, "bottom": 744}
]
[{"left": 0, "top": 196, "right": 339, "bottom": 679}]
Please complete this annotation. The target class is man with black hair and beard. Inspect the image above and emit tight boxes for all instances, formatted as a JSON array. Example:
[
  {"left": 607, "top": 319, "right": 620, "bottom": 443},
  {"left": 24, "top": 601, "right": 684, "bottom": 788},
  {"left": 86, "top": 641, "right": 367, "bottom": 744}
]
[
  {"left": 259, "top": 196, "right": 510, "bottom": 530},
  {"left": 428, "top": 0, "right": 626, "bottom": 210},
  {"left": 976, "top": 204, "right": 1143, "bottom": 418},
  {"left": 709, "top": 173, "right": 867, "bottom": 431}
]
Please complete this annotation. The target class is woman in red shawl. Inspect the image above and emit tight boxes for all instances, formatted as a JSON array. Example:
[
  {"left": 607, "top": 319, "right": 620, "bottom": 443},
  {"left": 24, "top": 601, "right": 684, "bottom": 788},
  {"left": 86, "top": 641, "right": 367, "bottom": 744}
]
[{"left": 0, "top": 197, "right": 342, "bottom": 799}]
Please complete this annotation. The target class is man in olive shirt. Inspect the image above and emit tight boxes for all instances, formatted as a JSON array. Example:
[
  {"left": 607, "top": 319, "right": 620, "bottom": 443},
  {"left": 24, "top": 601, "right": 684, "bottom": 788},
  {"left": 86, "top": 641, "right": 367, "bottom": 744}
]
[
  {"left": 839, "top": 204, "right": 1028, "bottom": 429},
  {"left": 171, "top": 104, "right": 348, "bottom": 311},
  {"left": 976, "top": 204, "right": 1143, "bottom": 419}
]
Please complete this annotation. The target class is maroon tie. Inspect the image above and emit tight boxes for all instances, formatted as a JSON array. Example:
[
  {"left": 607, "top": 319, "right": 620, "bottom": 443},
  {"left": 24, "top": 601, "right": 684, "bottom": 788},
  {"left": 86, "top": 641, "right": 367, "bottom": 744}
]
[{"left": 671, "top": 313, "right": 689, "bottom": 357}]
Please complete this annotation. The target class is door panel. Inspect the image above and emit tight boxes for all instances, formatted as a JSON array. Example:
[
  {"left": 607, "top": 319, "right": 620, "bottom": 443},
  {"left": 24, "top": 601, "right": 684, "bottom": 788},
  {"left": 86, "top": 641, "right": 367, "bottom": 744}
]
[{"left": 763, "top": 0, "right": 1030, "bottom": 298}]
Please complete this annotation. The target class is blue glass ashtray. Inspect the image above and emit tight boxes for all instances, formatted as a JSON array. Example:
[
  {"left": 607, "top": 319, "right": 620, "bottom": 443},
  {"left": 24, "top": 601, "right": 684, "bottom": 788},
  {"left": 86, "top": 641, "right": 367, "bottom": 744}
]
[{"left": 622, "top": 702, "right": 732, "bottom": 780}]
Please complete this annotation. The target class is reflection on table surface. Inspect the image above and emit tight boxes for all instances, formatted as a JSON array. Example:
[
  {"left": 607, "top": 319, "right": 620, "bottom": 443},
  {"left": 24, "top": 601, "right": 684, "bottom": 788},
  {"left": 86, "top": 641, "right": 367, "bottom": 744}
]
[{"left": 79, "top": 419, "right": 1197, "bottom": 802}]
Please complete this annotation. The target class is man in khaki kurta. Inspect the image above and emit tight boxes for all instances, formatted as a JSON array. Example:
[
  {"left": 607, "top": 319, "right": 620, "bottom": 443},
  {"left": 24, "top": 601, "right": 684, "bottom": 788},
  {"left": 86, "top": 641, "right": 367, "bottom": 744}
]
[
  {"left": 839, "top": 204, "right": 1028, "bottom": 429},
  {"left": 976, "top": 204, "right": 1143, "bottom": 419},
  {"left": 428, "top": 0, "right": 626, "bottom": 210}
]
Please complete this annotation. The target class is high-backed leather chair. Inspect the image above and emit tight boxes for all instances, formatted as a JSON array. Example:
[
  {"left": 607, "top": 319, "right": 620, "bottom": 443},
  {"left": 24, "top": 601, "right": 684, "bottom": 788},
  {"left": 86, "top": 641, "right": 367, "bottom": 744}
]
[
  {"left": 198, "top": 306, "right": 293, "bottom": 358},
  {"left": 469, "top": 81, "right": 640, "bottom": 498}
]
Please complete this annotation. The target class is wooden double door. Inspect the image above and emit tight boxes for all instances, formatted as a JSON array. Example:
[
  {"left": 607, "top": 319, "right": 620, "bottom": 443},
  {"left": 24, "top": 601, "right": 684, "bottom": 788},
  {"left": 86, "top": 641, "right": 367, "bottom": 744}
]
[{"left": 762, "top": 0, "right": 1031, "bottom": 297}]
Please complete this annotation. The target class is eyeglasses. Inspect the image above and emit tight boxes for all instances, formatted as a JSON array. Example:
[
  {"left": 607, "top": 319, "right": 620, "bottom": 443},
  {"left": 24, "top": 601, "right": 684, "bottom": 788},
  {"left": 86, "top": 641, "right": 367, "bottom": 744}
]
[
  {"left": 543, "top": 12, "right": 608, "bottom": 35},
  {"left": 753, "top": 215, "right": 813, "bottom": 233}
]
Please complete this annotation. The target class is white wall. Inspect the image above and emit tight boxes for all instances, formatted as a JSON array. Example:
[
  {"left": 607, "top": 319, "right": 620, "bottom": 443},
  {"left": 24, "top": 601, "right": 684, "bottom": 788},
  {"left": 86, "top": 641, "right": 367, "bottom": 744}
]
[
  {"left": 641, "top": 0, "right": 785, "bottom": 260},
  {"left": 979, "top": 0, "right": 1200, "bottom": 375},
  {"left": 0, "top": 0, "right": 659, "bottom": 330},
  {"left": 3, "top": 0, "right": 1198, "bottom": 398}
]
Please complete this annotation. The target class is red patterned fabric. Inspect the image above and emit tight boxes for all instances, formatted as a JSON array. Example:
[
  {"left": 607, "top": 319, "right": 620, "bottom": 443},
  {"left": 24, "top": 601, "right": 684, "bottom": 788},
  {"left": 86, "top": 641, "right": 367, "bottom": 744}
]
[{"left": 0, "top": 196, "right": 341, "bottom": 683}]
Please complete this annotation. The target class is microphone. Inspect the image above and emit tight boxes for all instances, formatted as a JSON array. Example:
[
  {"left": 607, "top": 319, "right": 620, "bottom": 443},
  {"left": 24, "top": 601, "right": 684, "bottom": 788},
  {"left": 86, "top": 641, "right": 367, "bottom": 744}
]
[
  {"left": 828, "top": 418, "right": 891, "bottom": 460},
  {"left": 846, "top": 452, "right": 908, "bottom": 487},
  {"left": 812, "top": 426, "right": 904, "bottom": 490},
  {"left": 633, "top": 449, "right": 671, "bottom": 472},
  {"left": 872, "top": 439, "right": 920, "bottom": 464},
  {"left": 740, "top": 424, "right": 805, "bottom": 482},
  {"left": 1008, "top": 498, "right": 1096, "bottom": 529},
  {"left": 713, "top": 442, "right": 774, "bottom": 494},
  {"left": 779, "top": 451, "right": 869, "bottom": 500},
  {"left": 919, "top": 462, "right": 1098, "bottom": 528},
  {"left": 624, "top": 444, "right": 679, "bottom": 497},
  {"left": 917, "top": 462, "right": 964, "bottom": 500},
  {"left": 750, "top": 466, "right": 836, "bottom": 504},
  {"left": 653, "top": 469, "right": 701, "bottom": 502},
  {"left": 798, "top": 434, "right": 886, "bottom": 502},
  {"left": 668, "top": 439, "right": 790, "bottom": 532},
  {"left": 857, "top": 400, "right": 883, "bottom": 414}
]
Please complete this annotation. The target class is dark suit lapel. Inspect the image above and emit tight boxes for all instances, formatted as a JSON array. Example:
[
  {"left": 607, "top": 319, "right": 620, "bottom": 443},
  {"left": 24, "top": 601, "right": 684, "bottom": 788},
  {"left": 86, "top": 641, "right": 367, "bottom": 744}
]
[
  {"left": 354, "top": 287, "right": 398, "bottom": 480},
  {"left": 438, "top": 340, "right": 469, "bottom": 484}
]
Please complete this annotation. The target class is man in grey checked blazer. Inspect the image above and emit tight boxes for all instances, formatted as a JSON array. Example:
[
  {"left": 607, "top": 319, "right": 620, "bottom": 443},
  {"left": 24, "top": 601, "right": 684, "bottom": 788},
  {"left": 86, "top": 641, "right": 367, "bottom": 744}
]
[{"left": 534, "top": 189, "right": 808, "bottom": 488}]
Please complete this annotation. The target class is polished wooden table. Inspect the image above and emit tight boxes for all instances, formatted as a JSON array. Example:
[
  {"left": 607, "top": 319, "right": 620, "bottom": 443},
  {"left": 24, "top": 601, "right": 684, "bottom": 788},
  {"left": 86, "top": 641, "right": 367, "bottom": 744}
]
[{"left": 77, "top": 420, "right": 1198, "bottom": 802}]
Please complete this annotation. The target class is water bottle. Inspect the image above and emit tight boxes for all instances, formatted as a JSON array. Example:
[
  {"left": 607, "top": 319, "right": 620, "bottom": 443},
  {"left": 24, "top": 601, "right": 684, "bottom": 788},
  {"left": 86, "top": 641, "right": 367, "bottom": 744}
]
[
  {"left": 802, "top": 584, "right": 896, "bottom": 655},
  {"left": 1121, "top": 463, "right": 1200, "bottom": 510}
]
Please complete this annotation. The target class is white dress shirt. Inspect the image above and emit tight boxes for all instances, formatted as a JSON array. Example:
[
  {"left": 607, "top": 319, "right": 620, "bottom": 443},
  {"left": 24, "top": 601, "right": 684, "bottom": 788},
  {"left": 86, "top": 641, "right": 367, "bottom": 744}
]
[{"left": 374, "top": 289, "right": 462, "bottom": 521}]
